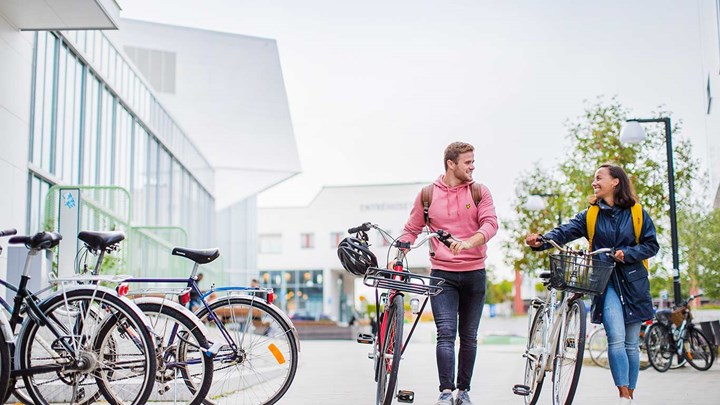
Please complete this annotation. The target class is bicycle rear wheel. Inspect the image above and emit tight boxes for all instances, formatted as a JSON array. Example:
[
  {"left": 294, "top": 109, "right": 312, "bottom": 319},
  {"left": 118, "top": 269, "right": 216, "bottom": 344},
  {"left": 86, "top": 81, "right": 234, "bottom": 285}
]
[
  {"left": 0, "top": 322, "right": 9, "bottom": 404},
  {"left": 137, "top": 302, "right": 213, "bottom": 405},
  {"left": 376, "top": 294, "right": 403, "bottom": 405},
  {"left": 645, "top": 323, "right": 672, "bottom": 372},
  {"left": 552, "top": 299, "right": 586, "bottom": 405},
  {"left": 195, "top": 295, "right": 298, "bottom": 405},
  {"left": 17, "top": 288, "right": 157, "bottom": 405},
  {"left": 587, "top": 327, "right": 609, "bottom": 369},
  {"left": 523, "top": 307, "right": 545, "bottom": 405},
  {"left": 684, "top": 327, "right": 715, "bottom": 371}
]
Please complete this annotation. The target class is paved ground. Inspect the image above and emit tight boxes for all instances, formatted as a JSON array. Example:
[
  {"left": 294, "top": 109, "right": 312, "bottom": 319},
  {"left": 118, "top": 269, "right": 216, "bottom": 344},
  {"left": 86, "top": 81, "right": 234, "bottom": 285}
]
[{"left": 281, "top": 317, "right": 720, "bottom": 405}]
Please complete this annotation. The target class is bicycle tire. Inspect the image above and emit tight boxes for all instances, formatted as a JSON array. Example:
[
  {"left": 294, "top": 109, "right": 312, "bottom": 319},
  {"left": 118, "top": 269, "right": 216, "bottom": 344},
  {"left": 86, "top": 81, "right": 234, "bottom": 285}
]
[
  {"left": 638, "top": 325, "right": 651, "bottom": 371},
  {"left": 552, "top": 299, "right": 586, "bottom": 405},
  {"left": 587, "top": 327, "right": 609, "bottom": 369},
  {"left": 0, "top": 320, "right": 10, "bottom": 404},
  {"left": 523, "top": 308, "right": 545, "bottom": 405},
  {"left": 195, "top": 295, "right": 298, "bottom": 405},
  {"left": 137, "top": 301, "right": 213, "bottom": 405},
  {"left": 376, "top": 294, "right": 403, "bottom": 405},
  {"left": 645, "top": 323, "right": 672, "bottom": 372},
  {"left": 684, "top": 327, "right": 715, "bottom": 371},
  {"left": 17, "top": 288, "right": 157, "bottom": 405}
]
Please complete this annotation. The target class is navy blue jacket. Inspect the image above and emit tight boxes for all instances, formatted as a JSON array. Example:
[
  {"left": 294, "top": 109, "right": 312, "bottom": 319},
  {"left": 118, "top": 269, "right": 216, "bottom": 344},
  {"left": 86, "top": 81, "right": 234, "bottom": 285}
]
[{"left": 536, "top": 201, "right": 659, "bottom": 324}]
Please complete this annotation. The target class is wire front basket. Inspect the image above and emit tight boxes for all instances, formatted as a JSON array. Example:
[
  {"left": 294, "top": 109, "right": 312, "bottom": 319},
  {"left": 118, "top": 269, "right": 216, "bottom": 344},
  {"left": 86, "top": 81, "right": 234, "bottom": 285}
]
[
  {"left": 363, "top": 267, "right": 444, "bottom": 296},
  {"left": 548, "top": 253, "right": 615, "bottom": 295}
]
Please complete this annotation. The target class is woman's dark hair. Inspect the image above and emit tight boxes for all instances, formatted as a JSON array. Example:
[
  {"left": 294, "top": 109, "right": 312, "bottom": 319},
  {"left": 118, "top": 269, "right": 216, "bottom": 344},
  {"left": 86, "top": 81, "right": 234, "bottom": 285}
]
[{"left": 589, "top": 164, "right": 638, "bottom": 209}]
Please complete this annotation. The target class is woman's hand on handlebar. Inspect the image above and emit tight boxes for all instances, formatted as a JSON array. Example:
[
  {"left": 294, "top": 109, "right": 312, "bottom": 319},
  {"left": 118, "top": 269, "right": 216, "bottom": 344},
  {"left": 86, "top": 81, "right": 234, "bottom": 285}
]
[
  {"left": 525, "top": 233, "right": 543, "bottom": 248},
  {"left": 613, "top": 249, "right": 625, "bottom": 263}
]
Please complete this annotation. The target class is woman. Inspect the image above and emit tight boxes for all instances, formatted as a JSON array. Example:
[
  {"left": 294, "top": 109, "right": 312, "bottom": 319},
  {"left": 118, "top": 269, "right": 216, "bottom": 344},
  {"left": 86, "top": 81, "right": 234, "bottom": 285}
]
[{"left": 526, "top": 164, "right": 659, "bottom": 405}]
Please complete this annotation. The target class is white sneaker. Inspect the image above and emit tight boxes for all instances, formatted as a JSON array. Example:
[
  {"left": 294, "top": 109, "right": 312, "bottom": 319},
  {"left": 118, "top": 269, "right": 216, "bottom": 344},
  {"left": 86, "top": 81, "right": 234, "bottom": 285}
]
[
  {"left": 615, "top": 397, "right": 632, "bottom": 405},
  {"left": 435, "top": 391, "right": 453, "bottom": 405}
]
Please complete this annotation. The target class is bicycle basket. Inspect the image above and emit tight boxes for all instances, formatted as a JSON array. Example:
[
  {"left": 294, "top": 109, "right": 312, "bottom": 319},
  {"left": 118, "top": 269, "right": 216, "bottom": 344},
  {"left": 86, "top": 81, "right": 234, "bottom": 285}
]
[
  {"left": 669, "top": 307, "right": 689, "bottom": 327},
  {"left": 548, "top": 253, "right": 614, "bottom": 295}
]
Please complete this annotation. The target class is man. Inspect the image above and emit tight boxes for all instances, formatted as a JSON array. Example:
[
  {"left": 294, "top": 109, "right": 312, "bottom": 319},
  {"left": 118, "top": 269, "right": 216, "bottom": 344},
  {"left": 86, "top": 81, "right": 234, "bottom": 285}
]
[{"left": 402, "top": 141, "right": 498, "bottom": 405}]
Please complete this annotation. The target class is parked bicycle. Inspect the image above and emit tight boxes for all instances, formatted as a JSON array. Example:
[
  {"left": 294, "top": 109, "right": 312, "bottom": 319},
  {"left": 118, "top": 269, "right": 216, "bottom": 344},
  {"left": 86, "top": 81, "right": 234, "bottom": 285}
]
[
  {"left": 339, "top": 222, "right": 450, "bottom": 405},
  {"left": 645, "top": 293, "right": 715, "bottom": 372},
  {"left": 0, "top": 230, "right": 157, "bottom": 405},
  {"left": 75, "top": 229, "right": 300, "bottom": 405},
  {"left": 513, "top": 236, "right": 616, "bottom": 405},
  {"left": 587, "top": 320, "right": 652, "bottom": 370}
]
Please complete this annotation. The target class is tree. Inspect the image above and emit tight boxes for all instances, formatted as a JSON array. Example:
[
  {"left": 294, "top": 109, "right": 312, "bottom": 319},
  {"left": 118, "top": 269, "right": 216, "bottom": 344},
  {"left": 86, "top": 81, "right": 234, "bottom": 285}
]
[{"left": 504, "top": 97, "right": 708, "bottom": 297}]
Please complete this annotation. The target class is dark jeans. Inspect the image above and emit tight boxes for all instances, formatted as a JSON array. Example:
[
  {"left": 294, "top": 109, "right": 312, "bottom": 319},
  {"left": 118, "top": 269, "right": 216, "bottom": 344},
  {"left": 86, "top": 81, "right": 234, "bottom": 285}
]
[{"left": 430, "top": 269, "right": 486, "bottom": 392}]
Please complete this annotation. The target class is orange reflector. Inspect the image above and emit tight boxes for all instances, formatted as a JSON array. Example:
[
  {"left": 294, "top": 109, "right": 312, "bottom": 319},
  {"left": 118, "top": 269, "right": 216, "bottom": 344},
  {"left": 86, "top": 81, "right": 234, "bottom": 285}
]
[{"left": 268, "top": 343, "right": 285, "bottom": 364}]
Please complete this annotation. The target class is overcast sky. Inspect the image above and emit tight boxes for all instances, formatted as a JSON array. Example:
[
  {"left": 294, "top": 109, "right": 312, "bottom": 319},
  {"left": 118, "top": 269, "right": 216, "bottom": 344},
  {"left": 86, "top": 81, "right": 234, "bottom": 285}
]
[{"left": 118, "top": 0, "right": 712, "bottom": 275}]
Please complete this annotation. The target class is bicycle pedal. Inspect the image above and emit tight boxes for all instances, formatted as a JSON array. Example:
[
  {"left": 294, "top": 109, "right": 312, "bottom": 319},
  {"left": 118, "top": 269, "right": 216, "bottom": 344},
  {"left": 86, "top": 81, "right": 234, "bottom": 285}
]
[
  {"left": 357, "top": 333, "right": 373, "bottom": 344},
  {"left": 512, "top": 384, "right": 531, "bottom": 396},
  {"left": 397, "top": 390, "right": 414, "bottom": 403},
  {"left": 367, "top": 352, "right": 375, "bottom": 359}
]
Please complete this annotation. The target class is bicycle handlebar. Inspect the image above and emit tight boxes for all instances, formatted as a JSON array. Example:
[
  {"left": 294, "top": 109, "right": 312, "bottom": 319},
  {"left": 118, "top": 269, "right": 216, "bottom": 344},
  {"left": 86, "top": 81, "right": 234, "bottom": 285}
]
[
  {"left": 348, "top": 222, "right": 455, "bottom": 249},
  {"left": 347, "top": 223, "right": 372, "bottom": 234},
  {"left": 0, "top": 229, "right": 17, "bottom": 237},
  {"left": 538, "top": 234, "right": 613, "bottom": 257}
]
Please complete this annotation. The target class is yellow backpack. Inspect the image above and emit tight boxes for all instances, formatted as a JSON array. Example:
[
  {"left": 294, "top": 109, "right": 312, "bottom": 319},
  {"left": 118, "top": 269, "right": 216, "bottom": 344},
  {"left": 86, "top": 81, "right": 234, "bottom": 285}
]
[{"left": 586, "top": 203, "right": 648, "bottom": 270}]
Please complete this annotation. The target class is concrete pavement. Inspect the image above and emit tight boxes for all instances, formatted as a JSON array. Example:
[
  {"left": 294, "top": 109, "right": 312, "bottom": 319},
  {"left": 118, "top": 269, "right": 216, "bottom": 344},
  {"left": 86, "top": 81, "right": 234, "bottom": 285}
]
[{"left": 281, "top": 318, "right": 720, "bottom": 405}]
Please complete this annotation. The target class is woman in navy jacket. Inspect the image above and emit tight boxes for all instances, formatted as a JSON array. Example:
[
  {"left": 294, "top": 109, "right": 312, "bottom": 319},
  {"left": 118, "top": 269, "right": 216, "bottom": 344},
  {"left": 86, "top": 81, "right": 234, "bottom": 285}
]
[{"left": 526, "top": 164, "right": 659, "bottom": 405}]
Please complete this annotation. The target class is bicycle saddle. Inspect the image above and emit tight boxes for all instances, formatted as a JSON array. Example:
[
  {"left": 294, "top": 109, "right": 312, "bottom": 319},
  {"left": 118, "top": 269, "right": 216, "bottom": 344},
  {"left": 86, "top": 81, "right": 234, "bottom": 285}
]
[
  {"left": 172, "top": 247, "right": 220, "bottom": 264},
  {"left": 78, "top": 230, "right": 125, "bottom": 251}
]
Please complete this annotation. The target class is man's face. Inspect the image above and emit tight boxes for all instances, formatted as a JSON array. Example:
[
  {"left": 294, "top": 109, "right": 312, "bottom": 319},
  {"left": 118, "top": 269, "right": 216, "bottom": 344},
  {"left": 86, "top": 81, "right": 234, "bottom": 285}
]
[{"left": 449, "top": 151, "right": 475, "bottom": 182}]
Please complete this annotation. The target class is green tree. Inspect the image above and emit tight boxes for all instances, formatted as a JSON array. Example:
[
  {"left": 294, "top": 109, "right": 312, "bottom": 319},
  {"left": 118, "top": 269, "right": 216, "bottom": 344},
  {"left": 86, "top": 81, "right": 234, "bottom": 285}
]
[{"left": 504, "top": 97, "right": 707, "bottom": 297}]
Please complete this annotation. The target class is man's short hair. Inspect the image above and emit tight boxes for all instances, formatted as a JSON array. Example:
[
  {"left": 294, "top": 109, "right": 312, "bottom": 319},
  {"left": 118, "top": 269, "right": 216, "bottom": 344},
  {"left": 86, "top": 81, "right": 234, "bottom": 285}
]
[{"left": 444, "top": 142, "right": 474, "bottom": 170}]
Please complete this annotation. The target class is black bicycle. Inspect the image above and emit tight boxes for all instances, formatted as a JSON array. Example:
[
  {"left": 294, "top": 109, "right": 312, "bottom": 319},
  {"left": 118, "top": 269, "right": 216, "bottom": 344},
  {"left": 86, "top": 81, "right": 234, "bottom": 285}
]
[{"left": 645, "top": 294, "right": 715, "bottom": 372}]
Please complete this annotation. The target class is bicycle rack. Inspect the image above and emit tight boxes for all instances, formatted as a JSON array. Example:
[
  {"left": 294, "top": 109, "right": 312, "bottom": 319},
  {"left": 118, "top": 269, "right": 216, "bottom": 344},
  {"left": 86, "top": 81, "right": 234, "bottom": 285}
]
[{"left": 363, "top": 267, "right": 444, "bottom": 296}]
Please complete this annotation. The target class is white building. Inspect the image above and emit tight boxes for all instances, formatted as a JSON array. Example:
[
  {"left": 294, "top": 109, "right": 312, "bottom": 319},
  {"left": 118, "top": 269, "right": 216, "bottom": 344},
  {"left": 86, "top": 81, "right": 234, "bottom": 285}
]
[
  {"left": 258, "top": 183, "right": 435, "bottom": 322},
  {"left": 699, "top": 1, "right": 720, "bottom": 208},
  {"left": 0, "top": 2, "right": 298, "bottom": 289}
]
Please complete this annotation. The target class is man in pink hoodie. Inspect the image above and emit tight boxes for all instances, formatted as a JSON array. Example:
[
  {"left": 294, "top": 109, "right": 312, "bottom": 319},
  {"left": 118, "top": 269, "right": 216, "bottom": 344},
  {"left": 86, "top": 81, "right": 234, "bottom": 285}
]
[{"left": 403, "top": 141, "right": 498, "bottom": 405}]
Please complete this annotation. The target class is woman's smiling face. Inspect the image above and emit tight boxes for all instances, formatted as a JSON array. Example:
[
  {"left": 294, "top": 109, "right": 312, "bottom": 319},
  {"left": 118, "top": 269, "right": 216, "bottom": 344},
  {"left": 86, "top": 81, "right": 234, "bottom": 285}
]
[{"left": 592, "top": 167, "right": 619, "bottom": 202}]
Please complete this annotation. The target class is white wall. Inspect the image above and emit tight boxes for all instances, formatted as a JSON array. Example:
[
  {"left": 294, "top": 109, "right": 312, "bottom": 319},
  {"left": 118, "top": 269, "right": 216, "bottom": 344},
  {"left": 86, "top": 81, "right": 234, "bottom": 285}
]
[
  {"left": 699, "top": 2, "right": 720, "bottom": 208},
  {"left": 0, "top": 14, "right": 34, "bottom": 281}
]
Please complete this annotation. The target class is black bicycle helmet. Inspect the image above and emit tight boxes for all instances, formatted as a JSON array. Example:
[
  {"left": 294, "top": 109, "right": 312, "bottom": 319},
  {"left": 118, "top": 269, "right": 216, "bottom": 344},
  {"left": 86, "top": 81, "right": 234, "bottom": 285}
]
[{"left": 337, "top": 237, "right": 378, "bottom": 276}]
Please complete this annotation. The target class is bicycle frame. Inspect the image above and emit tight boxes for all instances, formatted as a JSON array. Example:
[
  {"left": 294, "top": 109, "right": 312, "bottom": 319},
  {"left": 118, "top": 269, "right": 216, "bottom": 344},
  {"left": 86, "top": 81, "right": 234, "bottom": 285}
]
[{"left": 528, "top": 290, "right": 573, "bottom": 381}]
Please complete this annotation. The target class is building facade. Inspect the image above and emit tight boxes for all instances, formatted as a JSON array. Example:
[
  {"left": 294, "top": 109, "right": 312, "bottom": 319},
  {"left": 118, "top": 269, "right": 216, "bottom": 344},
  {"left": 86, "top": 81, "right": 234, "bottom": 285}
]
[
  {"left": 699, "top": 1, "right": 720, "bottom": 208},
  {"left": 0, "top": 2, "right": 298, "bottom": 289},
  {"left": 258, "top": 183, "right": 435, "bottom": 322}
]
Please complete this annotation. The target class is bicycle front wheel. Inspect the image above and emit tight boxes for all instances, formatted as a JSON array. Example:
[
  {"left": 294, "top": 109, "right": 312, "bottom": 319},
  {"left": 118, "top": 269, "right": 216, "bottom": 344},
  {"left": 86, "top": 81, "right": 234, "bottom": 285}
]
[
  {"left": 523, "top": 307, "right": 545, "bottom": 405},
  {"left": 587, "top": 327, "right": 609, "bottom": 369},
  {"left": 17, "top": 288, "right": 157, "bottom": 405},
  {"left": 552, "top": 299, "right": 586, "bottom": 405},
  {"left": 645, "top": 323, "right": 672, "bottom": 372},
  {"left": 195, "top": 296, "right": 298, "bottom": 405},
  {"left": 0, "top": 320, "right": 10, "bottom": 404},
  {"left": 684, "top": 327, "right": 715, "bottom": 371},
  {"left": 376, "top": 294, "right": 403, "bottom": 405}
]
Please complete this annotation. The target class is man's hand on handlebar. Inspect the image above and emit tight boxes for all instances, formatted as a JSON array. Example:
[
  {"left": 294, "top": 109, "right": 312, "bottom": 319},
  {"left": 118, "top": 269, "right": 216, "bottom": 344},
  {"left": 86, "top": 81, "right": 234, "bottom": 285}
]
[
  {"left": 450, "top": 240, "right": 472, "bottom": 255},
  {"left": 525, "top": 233, "right": 543, "bottom": 248}
]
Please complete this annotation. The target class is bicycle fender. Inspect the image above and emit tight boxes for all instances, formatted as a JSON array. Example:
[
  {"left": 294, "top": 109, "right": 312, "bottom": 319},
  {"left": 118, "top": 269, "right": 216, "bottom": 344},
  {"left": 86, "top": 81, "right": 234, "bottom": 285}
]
[
  {"left": 133, "top": 296, "right": 211, "bottom": 339},
  {"left": 0, "top": 309, "right": 13, "bottom": 343}
]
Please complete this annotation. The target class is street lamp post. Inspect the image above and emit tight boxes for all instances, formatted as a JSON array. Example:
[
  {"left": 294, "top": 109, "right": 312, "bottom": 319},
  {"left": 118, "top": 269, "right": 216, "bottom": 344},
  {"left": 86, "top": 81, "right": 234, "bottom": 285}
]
[{"left": 619, "top": 117, "right": 681, "bottom": 307}]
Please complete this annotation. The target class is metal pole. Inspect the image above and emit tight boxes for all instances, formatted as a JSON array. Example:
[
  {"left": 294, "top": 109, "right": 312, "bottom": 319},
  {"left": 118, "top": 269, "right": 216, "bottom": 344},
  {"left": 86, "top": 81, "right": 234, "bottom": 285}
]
[{"left": 635, "top": 118, "right": 681, "bottom": 307}]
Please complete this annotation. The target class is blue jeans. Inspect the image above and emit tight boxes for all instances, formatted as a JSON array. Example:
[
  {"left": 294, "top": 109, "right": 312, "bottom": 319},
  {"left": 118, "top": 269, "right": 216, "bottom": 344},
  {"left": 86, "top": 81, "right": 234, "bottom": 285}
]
[
  {"left": 602, "top": 284, "right": 642, "bottom": 389},
  {"left": 430, "top": 269, "right": 486, "bottom": 392}
]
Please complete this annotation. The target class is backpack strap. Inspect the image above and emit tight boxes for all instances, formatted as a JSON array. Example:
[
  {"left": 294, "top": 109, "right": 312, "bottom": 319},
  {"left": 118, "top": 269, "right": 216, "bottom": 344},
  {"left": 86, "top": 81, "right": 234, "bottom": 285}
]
[
  {"left": 586, "top": 203, "right": 647, "bottom": 270},
  {"left": 470, "top": 183, "right": 483, "bottom": 206},
  {"left": 421, "top": 184, "right": 433, "bottom": 226}
]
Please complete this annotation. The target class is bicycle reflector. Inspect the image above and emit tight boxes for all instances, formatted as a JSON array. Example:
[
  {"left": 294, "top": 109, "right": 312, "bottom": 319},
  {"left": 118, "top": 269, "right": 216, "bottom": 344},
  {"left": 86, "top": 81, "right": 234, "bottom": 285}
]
[
  {"left": 267, "top": 292, "right": 275, "bottom": 304},
  {"left": 116, "top": 283, "right": 129, "bottom": 297},
  {"left": 179, "top": 290, "right": 191, "bottom": 306}
]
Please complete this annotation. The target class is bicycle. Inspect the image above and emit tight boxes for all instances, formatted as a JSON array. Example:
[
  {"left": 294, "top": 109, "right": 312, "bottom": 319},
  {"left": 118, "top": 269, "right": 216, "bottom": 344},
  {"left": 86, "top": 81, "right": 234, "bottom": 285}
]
[
  {"left": 587, "top": 320, "right": 652, "bottom": 370},
  {"left": 0, "top": 230, "right": 157, "bottom": 404},
  {"left": 513, "top": 236, "right": 616, "bottom": 405},
  {"left": 645, "top": 293, "right": 715, "bottom": 372},
  {"left": 0, "top": 228, "right": 17, "bottom": 402},
  {"left": 341, "top": 222, "right": 450, "bottom": 405},
  {"left": 102, "top": 233, "right": 300, "bottom": 405}
]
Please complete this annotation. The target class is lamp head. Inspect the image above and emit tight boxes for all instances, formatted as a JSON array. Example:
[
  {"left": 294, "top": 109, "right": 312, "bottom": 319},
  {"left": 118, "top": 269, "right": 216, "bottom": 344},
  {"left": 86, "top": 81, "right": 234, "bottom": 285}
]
[{"left": 619, "top": 120, "right": 647, "bottom": 144}]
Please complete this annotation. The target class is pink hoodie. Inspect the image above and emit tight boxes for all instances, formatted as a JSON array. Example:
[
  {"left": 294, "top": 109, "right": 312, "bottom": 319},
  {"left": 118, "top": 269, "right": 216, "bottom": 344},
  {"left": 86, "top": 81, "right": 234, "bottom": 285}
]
[{"left": 402, "top": 176, "right": 498, "bottom": 271}]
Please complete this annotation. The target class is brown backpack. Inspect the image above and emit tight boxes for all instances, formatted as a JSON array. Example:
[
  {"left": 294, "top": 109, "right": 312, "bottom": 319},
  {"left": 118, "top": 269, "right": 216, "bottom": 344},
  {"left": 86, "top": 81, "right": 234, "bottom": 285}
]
[{"left": 421, "top": 183, "right": 483, "bottom": 225}]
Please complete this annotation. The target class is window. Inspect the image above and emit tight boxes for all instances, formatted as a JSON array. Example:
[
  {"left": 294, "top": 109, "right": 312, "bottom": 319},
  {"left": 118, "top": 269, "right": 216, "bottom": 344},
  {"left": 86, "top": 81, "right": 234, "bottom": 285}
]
[
  {"left": 300, "top": 233, "right": 315, "bottom": 249},
  {"left": 259, "top": 234, "right": 282, "bottom": 254},
  {"left": 330, "top": 232, "right": 343, "bottom": 248}
]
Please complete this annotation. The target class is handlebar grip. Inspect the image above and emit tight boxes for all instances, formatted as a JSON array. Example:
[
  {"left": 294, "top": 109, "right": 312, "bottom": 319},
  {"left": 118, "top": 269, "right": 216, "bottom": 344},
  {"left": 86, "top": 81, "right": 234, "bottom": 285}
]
[
  {"left": 0, "top": 229, "right": 17, "bottom": 237},
  {"left": 436, "top": 229, "right": 453, "bottom": 248},
  {"left": 348, "top": 223, "right": 372, "bottom": 234}
]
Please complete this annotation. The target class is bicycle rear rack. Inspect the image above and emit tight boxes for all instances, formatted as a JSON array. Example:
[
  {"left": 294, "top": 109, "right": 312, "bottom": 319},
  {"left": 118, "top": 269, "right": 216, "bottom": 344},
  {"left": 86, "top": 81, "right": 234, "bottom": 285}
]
[{"left": 363, "top": 267, "right": 444, "bottom": 296}]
